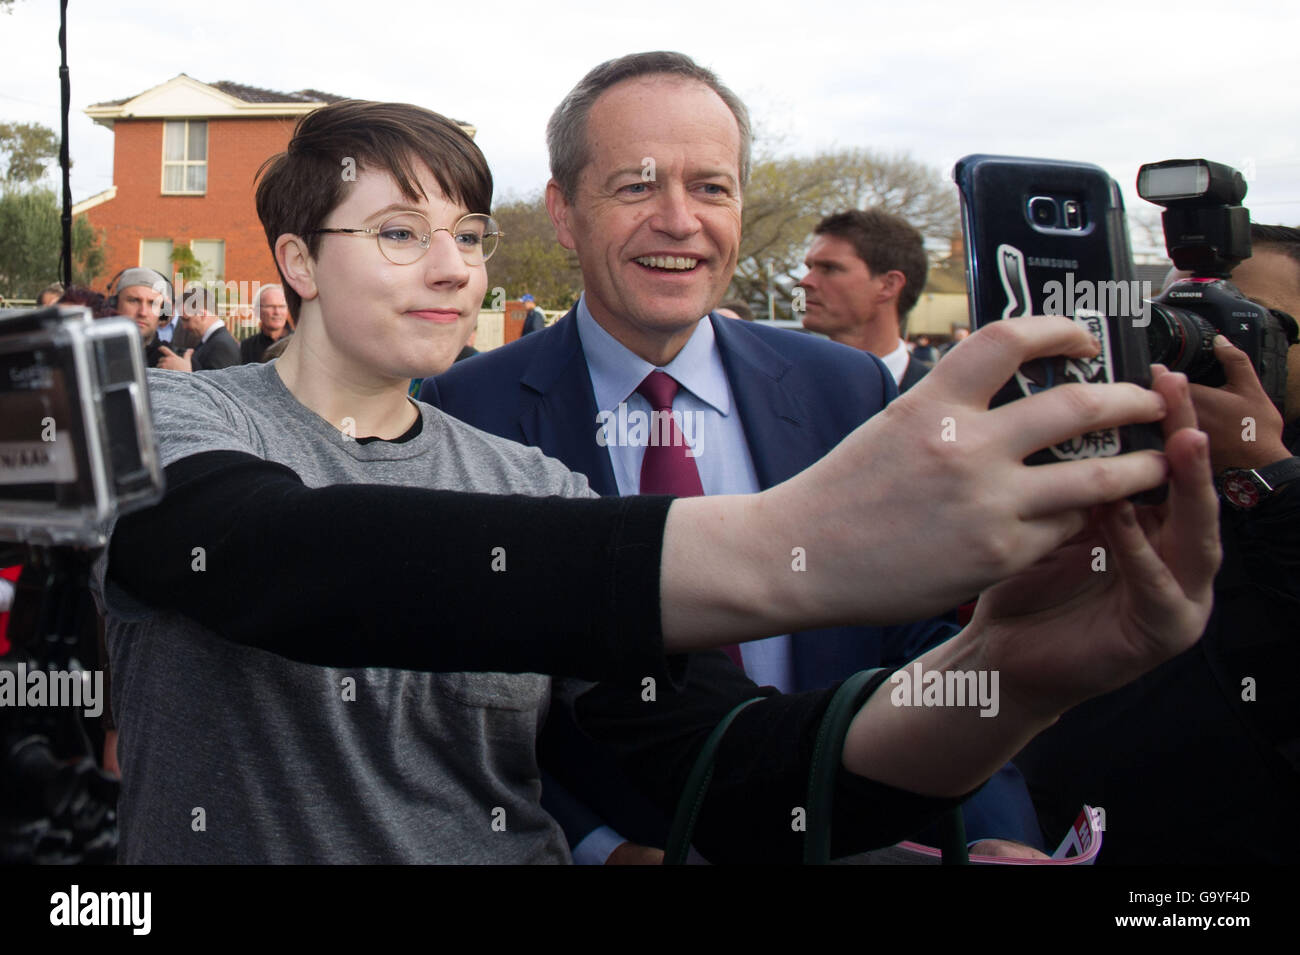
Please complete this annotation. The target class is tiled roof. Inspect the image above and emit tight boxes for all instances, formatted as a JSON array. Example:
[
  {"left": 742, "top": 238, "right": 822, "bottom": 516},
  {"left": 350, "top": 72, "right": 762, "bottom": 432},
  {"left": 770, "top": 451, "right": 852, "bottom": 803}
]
[
  {"left": 209, "top": 81, "right": 347, "bottom": 104},
  {"left": 88, "top": 78, "right": 348, "bottom": 109},
  {"left": 86, "top": 76, "right": 473, "bottom": 128}
]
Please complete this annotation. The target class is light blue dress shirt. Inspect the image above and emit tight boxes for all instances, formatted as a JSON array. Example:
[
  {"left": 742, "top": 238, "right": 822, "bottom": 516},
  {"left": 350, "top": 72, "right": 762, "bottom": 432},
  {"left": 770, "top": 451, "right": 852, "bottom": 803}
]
[{"left": 575, "top": 296, "right": 794, "bottom": 691}]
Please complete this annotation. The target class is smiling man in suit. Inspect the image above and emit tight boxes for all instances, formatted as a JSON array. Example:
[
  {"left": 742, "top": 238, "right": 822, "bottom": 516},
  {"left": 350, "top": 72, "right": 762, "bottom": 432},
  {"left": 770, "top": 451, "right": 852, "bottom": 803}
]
[{"left": 422, "top": 51, "right": 1045, "bottom": 863}]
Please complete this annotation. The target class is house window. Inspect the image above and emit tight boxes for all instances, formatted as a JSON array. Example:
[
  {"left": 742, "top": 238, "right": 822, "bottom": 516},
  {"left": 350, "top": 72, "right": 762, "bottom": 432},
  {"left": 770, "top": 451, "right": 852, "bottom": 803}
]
[
  {"left": 190, "top": 240, "right": 225, "bottom": 283},
  {"left": 162, "top": 120, "right": 207, "bottom": 194},
  {"left": 140, "top": 239, "right": 174, "bottom": 276}
]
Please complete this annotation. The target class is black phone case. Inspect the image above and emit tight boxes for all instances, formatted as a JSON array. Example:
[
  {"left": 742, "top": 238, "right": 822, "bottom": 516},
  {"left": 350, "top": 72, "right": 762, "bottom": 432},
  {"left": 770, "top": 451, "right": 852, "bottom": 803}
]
[{"left": 954, "top": 154, "right": 1163, "bottom": 469}]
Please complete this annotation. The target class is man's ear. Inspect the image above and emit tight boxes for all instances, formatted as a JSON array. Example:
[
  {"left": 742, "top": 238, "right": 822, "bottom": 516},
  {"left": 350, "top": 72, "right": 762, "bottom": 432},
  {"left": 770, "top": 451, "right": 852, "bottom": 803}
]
[
  {"left": 276, "top": 234, "right": 318, "bottom": 304},
  {"left": 545, "top": 179, "right": 578, "bottom": 252},
  {"left": 878, "top": 269, "right": 907, "bottom": 305}
]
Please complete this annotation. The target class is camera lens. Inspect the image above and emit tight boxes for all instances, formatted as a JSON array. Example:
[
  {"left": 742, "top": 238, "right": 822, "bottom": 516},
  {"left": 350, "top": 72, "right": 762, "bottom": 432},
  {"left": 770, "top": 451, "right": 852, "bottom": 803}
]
[
  {"left": 1145, "top": 303, "right": 1219, "bottom": 381},
  {"left": 1063, "top": 200, "right": 1084, "bottom": 230},
  {"left": 1029, "top": 197, "right": 1058, "bottom": 227}
]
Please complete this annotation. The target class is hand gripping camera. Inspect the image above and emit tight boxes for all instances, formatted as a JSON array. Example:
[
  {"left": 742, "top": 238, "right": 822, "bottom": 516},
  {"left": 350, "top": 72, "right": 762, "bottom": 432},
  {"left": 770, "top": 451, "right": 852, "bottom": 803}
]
[{"left": 1138, "top": 159, "right": 1297, "bottom": 410}]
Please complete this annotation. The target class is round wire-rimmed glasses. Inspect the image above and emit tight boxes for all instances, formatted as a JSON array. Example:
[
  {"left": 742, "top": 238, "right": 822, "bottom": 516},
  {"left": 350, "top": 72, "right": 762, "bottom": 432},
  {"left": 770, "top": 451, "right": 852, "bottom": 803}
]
[{"left": 311, "top": 211, "right": 502, "bottom": 266}]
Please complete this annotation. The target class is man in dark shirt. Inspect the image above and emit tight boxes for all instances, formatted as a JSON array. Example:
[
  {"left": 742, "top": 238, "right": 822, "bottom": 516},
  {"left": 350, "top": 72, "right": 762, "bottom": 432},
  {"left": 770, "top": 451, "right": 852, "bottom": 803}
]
[
  {"left": 521, "top": 294, "right": 546, "bottom": 335},
  {"left": 158, "top": 285, "right": 241, "bottom": 372},
  {"left": 240, "top": 284, "right": 293, "bottom": 364},
  {"left": 110, "top": 267, "right": 172, "bottom": 368},
  {"left": 1017, "top": 225, "right": 1300, "bottom": 862}
]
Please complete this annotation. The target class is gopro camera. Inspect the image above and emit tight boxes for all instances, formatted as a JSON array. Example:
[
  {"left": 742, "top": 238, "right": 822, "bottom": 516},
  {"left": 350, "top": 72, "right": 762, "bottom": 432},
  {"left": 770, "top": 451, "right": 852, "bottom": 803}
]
[{"left": 0, "top": 306, "right": 163, "bottom": 547}]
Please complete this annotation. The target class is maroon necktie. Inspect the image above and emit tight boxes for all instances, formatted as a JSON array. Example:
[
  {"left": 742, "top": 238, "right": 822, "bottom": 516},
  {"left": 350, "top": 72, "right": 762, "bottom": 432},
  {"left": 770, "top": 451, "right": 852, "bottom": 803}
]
[
  {"left": 635, "top": 371, "right": 704, "bottom": 497},
  {"left": 634, "top": 371, "right": 743, "bottom": 669}
]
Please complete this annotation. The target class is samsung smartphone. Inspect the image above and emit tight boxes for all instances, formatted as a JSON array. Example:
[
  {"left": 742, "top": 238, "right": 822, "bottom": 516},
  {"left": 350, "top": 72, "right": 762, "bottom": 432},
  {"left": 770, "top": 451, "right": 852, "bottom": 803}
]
[{"left": 954, "top": 154, "right": 1164, "bottom": 472}]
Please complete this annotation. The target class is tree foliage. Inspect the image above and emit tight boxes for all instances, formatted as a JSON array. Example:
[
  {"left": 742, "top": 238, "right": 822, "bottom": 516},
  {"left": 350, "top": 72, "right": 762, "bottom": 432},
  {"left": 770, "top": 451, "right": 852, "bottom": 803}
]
[
  {"left": 734, "top": 148, "right": 959, "bottom": 319},
  {"left": 0, "top": 121, "right": 61, "bottom": 187},
  {"left": 170, "top": 245, "right": 204, "bottom": 283},
  {"left": 0, "top": 121, "right": 103, "bottom": 300},
  {"left": 483, "top": 194, "right": 584, "bottom": 311},
  {"left": 0, "top": 189, "right": 105, "bottom": 300}
]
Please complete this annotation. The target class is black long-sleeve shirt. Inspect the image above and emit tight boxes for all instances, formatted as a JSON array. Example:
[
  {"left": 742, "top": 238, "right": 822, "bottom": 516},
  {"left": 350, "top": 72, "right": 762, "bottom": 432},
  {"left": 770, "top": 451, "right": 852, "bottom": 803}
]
[{"left": 106, "top": 448, "right": 964, "bottom": 861}]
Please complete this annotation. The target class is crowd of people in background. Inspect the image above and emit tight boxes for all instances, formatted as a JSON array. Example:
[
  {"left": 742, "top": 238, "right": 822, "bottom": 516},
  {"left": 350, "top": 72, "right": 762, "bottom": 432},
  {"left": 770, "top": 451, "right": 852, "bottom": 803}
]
[
  {"left": 28, "top": 273, "right": 296, "bottom": 371},
  {"left": 26, "top": 234, "right": 971, "bottom": 387}
]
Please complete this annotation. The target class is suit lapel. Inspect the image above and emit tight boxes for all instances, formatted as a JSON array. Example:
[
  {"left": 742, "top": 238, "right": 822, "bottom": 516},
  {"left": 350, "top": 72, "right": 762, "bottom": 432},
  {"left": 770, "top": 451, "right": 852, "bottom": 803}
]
[
  {"left": 517, "top": 308, "right": 619, "bottom": 496},
  {"left": 521, "top": 313, "right": 831, "bottom": 495},
  {"left": 712, "top": 316, "right": 822, "bottom": 489},
  {"left": 899, "top": 355, "right": 930, "bottom": 393}
]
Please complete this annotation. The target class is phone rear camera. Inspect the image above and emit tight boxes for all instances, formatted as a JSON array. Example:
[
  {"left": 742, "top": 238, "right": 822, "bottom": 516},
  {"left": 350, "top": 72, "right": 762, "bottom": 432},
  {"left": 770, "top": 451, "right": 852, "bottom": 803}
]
[
  {"left": 1063, "top": 200, "right": 1084, "bottom": 229},
  {"left": 1029, "top": 197, "right": 1057, "bottom": 227}
]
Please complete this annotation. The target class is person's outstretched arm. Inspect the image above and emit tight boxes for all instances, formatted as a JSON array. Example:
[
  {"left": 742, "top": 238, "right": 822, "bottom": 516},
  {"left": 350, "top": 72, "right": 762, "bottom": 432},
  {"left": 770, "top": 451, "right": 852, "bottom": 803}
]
[{"left": 108, "top": 316, "right": 1218, "bottom": 800}]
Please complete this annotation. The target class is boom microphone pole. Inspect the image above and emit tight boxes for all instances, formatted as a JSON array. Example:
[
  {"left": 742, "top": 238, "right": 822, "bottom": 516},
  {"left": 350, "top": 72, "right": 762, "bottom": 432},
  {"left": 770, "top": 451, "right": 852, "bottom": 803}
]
[{"left": 58, "top": 0, "right": 72, "bottom": 287}]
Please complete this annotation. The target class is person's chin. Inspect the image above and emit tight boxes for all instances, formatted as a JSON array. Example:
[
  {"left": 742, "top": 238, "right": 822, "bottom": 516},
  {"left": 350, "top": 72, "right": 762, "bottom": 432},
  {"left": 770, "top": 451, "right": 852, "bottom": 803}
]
[
  {"left": 624, "top": 305, "right": 707, "bottom": 337},
  {"left": 800, "top": 312, "right": 827, "bottom": 332},
  {"left": 404, "top": 343, "right": 461, "bottom": 381},
  {"left": 631, "top": 288, "right": 716, "bottom": 326}
]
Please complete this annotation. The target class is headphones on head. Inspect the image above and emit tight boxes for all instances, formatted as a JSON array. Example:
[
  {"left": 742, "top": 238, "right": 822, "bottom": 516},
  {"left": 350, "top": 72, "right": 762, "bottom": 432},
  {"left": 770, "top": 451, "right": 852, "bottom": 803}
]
[{"left": 106, "top": 267, "right": 174, "bottom": 320}]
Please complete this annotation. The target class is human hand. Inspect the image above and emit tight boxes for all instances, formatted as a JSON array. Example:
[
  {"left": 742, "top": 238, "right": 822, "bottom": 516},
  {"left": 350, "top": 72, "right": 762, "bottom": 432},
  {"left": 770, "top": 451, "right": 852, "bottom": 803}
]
[
  {"left": 102, "top": 729, "right": 120, "bottom": 778},
  {"left": 752, "top": 315, "right": 1175, "bottom": 628},
  {"left": 1188, "top": 335, "right": 1289, "bottom": 473},
  {"left": 966, "top": 366, "right": 1220, "bottom": 721},
  {"left": 605, "top": 842, "right": 665, "bottom": 865},
  {"left": 157, "top": 346, "right": 194, "bottom": 372},
  {"left": 968, "top": 839, "right": 1050, "bottom": 860}
]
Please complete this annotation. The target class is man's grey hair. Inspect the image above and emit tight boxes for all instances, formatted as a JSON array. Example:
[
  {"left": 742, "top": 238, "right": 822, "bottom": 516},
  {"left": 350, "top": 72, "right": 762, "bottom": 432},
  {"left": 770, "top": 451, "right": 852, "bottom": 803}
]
[
  {"left": 546, "top": 51, "right": 752, "bottom": 201},
  {"left": 254, "top": 283, "right": 284, "bottom": 320}
]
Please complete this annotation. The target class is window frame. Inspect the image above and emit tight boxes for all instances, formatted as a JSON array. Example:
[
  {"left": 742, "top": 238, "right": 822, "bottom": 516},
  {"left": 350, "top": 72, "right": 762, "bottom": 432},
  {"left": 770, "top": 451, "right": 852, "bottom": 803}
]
[
  {"left": 189, "top": 238, "right": 226, "bottom": 285},
  {"left": 138, "top": 238, "right": 174, "bottom": 276},
  {"left": 161, "top": 120, "right": 208, "bottom": 196}
]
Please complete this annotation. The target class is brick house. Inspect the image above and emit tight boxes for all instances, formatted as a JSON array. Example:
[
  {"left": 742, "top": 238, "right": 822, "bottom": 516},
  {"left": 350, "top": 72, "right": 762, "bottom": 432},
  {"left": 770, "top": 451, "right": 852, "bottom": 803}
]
[{"left": 76, "top": 75, "right": 475, "bottom": 326}]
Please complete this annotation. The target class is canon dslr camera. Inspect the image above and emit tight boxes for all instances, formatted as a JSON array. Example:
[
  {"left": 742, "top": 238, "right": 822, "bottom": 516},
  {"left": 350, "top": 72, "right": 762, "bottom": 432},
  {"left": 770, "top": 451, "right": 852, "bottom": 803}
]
[{"left": 1138, "top": 159, "right": 1295, "bottom": 409}]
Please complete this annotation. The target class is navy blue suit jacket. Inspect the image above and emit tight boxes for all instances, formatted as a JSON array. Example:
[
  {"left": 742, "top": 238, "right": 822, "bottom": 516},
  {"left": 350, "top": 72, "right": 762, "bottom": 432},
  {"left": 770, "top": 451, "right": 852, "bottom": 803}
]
[{"left": 422, "top": 308, "right": 1042, "bottom": 849}]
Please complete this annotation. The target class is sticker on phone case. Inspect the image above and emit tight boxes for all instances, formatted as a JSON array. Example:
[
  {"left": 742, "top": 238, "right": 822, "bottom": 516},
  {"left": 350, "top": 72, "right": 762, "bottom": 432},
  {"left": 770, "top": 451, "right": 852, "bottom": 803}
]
[
  {"left": 997, "top": 244, "right": 1033, "bottom": 319},
  {"left": 997, "top": 244, "right": 1121, "bottom": 460}
]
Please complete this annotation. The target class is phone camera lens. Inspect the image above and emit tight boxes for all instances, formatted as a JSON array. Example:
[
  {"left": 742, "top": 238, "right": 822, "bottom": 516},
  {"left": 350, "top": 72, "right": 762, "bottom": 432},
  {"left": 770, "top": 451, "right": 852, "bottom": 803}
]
[
  {"left": 1029, "top": 197, "right": 1058, "bottom": 227},
  {"left": 1063, "top": 200, "right": 1084, "bottom": 229}
]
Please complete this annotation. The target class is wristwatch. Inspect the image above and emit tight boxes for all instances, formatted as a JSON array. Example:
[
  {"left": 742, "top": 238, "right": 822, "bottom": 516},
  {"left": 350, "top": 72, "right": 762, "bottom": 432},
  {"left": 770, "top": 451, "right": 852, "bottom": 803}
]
[{"left": 1216, "top": 456, "right": 1300, "bottom": 509}]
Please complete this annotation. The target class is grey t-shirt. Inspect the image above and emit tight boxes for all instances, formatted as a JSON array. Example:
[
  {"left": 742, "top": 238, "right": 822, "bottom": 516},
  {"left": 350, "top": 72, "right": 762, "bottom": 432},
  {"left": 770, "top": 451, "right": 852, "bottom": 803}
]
[{"left": 94, "top": 362, "right": 595, "bottom": 863}]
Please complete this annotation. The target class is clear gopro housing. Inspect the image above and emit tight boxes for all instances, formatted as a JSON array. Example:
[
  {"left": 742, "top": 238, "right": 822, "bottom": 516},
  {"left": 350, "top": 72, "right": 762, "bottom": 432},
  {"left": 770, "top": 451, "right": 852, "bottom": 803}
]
[{"left": 0, "top": 306, "right": 163, "bottom": 547}]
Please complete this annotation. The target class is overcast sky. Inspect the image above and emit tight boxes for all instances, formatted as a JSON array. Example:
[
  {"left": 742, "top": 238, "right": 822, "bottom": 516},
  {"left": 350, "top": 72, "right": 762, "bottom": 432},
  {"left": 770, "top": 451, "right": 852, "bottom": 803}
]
[{"left": 4, "top": 0, "right": 1297, "bottom": 243}]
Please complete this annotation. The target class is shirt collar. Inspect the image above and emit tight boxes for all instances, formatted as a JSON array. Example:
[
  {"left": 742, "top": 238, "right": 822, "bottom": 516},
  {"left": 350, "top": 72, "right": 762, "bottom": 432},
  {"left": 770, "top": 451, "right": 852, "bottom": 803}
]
[
  {"left": 879, "top": 337, "right": 910, "bottom": 386},
  {"left": 575, "top": 295, "right": 732, "bottom": 415}
]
